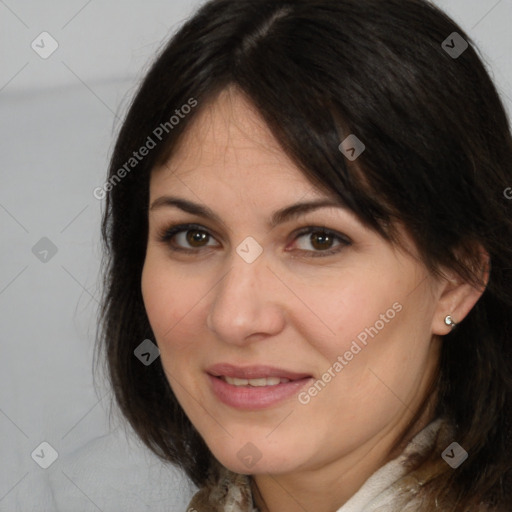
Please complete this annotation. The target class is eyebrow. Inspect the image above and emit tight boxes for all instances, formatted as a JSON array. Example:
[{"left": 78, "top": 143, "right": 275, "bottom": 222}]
[{"left": 149, "top": 195, "right": 348, "bottom": 230}]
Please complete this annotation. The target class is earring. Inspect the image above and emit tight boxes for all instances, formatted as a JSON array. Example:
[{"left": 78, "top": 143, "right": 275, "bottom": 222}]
[{"left": 444, "top": 315, "right": 457, "bottom": 329}]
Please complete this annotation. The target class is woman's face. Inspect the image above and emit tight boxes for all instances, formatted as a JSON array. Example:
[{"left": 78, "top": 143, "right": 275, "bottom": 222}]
[{"left": 141, "top": 87, "right": 446, "bottom": 476}]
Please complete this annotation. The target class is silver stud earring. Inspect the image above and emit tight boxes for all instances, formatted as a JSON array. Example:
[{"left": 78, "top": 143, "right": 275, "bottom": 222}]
[{"left": 444, "top": 315, "right": 457, "bottom": 328}]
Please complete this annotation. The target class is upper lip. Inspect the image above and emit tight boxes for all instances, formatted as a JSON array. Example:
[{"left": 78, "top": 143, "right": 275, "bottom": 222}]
[{"left": 207, "top": 363, "right": 312, "bottom": 381}]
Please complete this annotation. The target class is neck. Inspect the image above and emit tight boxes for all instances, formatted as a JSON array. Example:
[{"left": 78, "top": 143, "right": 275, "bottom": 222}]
[{"left": 251, "top": 388, "right": 438, "bottom": 512}]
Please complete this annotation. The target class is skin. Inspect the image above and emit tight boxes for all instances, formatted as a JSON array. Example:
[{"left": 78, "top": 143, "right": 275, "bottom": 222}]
[{"left": 141, "top": 86, "right": 486, "bottom": 511}]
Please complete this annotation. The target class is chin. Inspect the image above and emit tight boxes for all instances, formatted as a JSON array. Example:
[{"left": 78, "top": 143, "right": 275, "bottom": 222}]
[{"left": 209, "top": 441, "right": 304, "bottom": 476}]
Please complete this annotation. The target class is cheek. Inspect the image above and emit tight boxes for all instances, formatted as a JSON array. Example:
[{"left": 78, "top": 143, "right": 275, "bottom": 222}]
[
  {"left": 294, "top": 269, "right": 404, "bottom": 361},
  {"left": 296, "top": 264, "right": 435, "bottom": 403},
  {"left": 141, "top": 256, "right": 205, "bottom": 351}
]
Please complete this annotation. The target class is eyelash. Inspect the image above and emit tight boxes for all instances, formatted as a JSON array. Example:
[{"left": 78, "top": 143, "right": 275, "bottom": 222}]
[{"left": 156, "top": 222, "right": 352, "bottom": 258}]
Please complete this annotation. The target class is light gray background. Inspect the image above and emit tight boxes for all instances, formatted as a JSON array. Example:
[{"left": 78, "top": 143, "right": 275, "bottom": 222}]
[{"left": 1, "top": 1, "right": 511, "bottom": 511}]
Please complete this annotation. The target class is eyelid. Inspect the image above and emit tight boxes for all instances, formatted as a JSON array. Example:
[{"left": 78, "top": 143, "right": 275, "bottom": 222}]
[
  {"left": 156, "top": 222, "right": 352, "bottom": 257},
  {"left": 157, "top": 222, "right": 221, "bottom": 248},
  {"left": 292, "top": 226, "right": 352, "bottom": 246},
  {"left": 288, "top": 226, "right": 351, "bottom": 258}
]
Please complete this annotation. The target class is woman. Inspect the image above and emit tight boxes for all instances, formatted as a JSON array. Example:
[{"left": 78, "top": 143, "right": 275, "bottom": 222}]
[{"left": 95, "top": 0, "right": 512, "bottom": 510}]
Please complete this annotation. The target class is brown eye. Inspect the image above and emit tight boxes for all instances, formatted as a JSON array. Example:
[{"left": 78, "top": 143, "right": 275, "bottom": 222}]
[
  {"left": 309, "top": 231, "right": 335, "bottom": 251},
  {"left": 185, "top": 229, "right": 210, "bottom": 247},
  {"left": 158, "top": 223, "right": 350, "bottom": 258},
  {"left": 158, "top": 223, "right": 219, "bottom": 253},
  {"left": 291, "top": 227, "right": 351, "bottom": 258}
]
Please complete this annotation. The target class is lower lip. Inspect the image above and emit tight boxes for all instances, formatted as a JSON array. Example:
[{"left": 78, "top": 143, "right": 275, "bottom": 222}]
[{"left": 207, "top": 374, "right": 313, "bottom": 410}]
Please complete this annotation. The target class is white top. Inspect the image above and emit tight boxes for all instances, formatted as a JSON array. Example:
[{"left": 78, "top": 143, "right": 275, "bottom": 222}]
[{"left": 336, "top": 418, "right": 444, "bottom": 511}]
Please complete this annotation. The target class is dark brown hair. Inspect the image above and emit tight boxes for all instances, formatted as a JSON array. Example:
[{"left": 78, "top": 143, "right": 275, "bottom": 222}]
[{"left": 95, "top": 0, "right": 512, "bottom": 509}]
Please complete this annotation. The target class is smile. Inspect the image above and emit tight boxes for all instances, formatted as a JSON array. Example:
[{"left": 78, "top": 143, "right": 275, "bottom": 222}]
[
  {"left": 220, "top": 376, "right": 291, "bottom": 387},
  {"left": 206, "top": 363, "right": 313, "bottom": 410}
]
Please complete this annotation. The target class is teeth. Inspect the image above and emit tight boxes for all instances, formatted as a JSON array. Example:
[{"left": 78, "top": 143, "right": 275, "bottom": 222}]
[{"left": 223, "top": 376, "right": 291, "bottom": 387}]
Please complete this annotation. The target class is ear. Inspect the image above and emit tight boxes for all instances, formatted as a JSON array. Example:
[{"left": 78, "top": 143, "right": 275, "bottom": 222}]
[{"left": 431, "top": 246, "right": 490, "bottom": 335}]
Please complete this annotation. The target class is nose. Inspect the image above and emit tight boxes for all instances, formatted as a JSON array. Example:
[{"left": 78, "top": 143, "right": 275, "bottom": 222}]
[{"left": 206, "top": 247, "right": 286, "bottom": 346}]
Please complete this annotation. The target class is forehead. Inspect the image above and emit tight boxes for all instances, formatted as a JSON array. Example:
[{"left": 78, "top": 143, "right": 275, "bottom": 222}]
[
  {"left": 149, "top": 87, "right": 321, "bottom": 197},
  {"left": 146, "top": 88, "right": 421, "bottom": 260}
]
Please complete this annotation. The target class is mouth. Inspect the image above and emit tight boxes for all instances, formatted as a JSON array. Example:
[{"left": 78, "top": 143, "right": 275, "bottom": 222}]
[
  {"left": 218, "top": 375, "right": 292, "bottom": 387},
  {"left": 206, "top": 363, "right": 314, "bottom": 410},
  {"left": 207, "top": 363, "right": 312, "bottom": 381}
]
